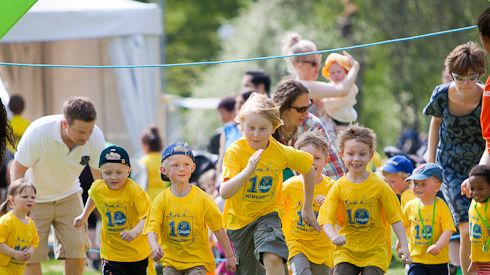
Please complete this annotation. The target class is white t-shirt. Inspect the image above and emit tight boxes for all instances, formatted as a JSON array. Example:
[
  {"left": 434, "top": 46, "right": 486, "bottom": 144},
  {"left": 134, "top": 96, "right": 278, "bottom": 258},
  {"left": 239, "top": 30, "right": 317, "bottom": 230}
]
[{"left": 15, "top": 115, "right": 105, "bottom": 202}]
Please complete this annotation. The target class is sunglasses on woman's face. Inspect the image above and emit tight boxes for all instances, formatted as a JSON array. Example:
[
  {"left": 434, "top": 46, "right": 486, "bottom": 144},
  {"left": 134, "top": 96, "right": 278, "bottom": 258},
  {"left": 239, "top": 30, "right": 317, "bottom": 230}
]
[
  {"left": 290, "top": 101, "right": 312, "bottom": 113},
  {"left": 300, "top": 60, "right": 319, "bottom": 67},
  {"left": 451, "top": 72, "right": 480, "bottom": 82}
]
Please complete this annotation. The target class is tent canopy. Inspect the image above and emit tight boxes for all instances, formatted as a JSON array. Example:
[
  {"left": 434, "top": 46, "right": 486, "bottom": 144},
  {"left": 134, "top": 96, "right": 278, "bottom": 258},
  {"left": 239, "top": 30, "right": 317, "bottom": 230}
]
[
  {"left": 0, "top": 0, "right": 163, "bottom": 157},
  {"left": 1, "top": 0, "right": 162, "bottom": 43}
]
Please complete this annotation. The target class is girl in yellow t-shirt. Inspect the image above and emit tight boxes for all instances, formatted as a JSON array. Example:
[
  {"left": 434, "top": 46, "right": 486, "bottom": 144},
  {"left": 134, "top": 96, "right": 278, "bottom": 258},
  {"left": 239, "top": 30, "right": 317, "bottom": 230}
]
[
  {"left": 468, "top": 165, "right": 490, "bottom": 273},
  {"left": 74, "top": 145, "right": 152, "bottom": 275},
  {"left": 0, "top": 179, "right": 39, "bottom": 275},
  {"left": 280, "top": 131, "right": 335, "bottom": 274},
  {"left": 220, "top": 93, "right": 318, "bottom": 275},
  {"left": 140, "top": 125, "right": 170, "bottom": 201},
  {"left": 318, "top": 125, "right": 410, "bottom": 274}
]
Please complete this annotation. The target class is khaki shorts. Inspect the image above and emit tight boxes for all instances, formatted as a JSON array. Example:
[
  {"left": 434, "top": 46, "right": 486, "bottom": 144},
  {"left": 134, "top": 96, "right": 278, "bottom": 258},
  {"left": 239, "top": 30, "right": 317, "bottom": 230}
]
[
  {"left": 227, "top": 212, "right": 288, "bottom": 275},
  {"left": 290, "top": 253, "right": 330, "bottom": 275},
  {"left": 29, "top": 192, "right": 89, "bottom": 263},
  {"left": 163, "top": 265, "right": 206, "bottom": 275}
]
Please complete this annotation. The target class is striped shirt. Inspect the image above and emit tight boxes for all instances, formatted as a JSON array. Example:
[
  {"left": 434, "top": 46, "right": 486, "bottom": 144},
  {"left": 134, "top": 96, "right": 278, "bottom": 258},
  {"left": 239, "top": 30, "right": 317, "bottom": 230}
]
[{"left": 275, "top": 112, "right": 345, "bottom": 180}]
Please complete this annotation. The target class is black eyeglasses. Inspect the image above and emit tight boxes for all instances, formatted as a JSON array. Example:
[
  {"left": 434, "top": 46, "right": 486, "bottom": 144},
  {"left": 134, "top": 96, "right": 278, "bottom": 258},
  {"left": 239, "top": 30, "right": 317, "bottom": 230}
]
[{"left": 290, "top": 101, "right": 312, "bottom": 113}]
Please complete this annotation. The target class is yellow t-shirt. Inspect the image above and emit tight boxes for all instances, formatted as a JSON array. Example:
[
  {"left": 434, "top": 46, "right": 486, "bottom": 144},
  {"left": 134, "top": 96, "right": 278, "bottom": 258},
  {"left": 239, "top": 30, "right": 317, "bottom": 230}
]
[
  {"left": 317, "top": 173, "right": 401, "bottom": 272},
  {"left": 281, "top": 175, "right": 335, "bottom": 267},
  {"left": 89, "top": 178, "right": 151, "bottom": 262},
  {"left": 0, "top": 212, "right": 39, "bottom": 273},
  {"left": 143, "top": 185, "right": 223, "bottom": 272},
  {"left": 140, "top": 152, "right": 171, "bottom": 200},
  {"left": 8, "top": 115, "right": 30, "bottom": 152},
  {"left": 400, "top": 188, "right": 416, "bottom": 211},
  {"left": 222, "top": 137, "right": 313, "bottom": 230},
  {"left": 403, "top": 198, "right": 455, "bottom": 264},
  {"left": 469, "top": 199, "right": 490, "bottom": 263}
]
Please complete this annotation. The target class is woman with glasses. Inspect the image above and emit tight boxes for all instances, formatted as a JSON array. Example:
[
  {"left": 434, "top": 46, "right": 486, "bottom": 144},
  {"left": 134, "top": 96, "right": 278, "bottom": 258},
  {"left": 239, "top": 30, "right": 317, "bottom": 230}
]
[
  {"left": 281, "top": 32, "right": 360, "bottom": 139},
  {"left": 424, "top": 41, "right": 486, "bottom": 275},
  {"left": 272, "top": 79, "right": 344, "bottom": 181}
]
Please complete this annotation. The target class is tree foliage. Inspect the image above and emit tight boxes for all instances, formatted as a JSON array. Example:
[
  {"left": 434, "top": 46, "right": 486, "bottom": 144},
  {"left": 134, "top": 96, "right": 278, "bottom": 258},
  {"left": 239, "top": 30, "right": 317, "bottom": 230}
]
[
  {"left": 163, "top": 0, "right": 249, "bottom": 96},
  {"left": 176, "top": 0, "right": 488, "bottom": 150}
]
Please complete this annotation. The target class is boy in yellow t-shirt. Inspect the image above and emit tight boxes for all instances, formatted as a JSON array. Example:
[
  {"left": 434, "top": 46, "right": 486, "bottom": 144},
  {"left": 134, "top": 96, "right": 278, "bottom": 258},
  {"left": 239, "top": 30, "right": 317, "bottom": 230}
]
[
  {"left": 403, "top": 163, "right": 455, "bottom": 274},
  {"left": 318, "top": 125, "right": 410, "bottom": 274},
  {"left": 280, "top": 131, "right": 335, "bottom": 274},
  {"left": 74, "top": 145, "right": 152, "bottom": 274},
  {"left": 145, "top": 142, "right": 236, "bottom": 274},
  {"left": 468, "top": 165, "right": 490, "bottom": 273},
  {"left": 381, "top": 155, "right": 416, "bottom": 210},
  {"left": 219, "top": 93, "right": 318, "bottom": 275}
]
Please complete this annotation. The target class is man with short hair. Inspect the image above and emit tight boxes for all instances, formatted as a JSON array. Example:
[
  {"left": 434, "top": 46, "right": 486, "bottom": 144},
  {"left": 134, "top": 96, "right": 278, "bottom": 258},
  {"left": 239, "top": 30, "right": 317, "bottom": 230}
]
[
  {"left": 242, "top": 69, "right": 271, "bottom": 97},
  {"left": 11, "top": 97, "right": 105, "bottom": 275}
]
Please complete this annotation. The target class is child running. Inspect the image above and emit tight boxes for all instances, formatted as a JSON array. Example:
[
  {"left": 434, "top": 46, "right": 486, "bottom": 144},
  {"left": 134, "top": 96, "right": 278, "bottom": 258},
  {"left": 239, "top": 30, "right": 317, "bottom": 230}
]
[
  {"left": 73, "top": 145, "right": 152, "bottom": 274},
  {"left": 468, "top": 165, "right": 490, "bottom": 274},
  {"left": 145, "top": 142, "right": 236, "bottom": 274},
  {"left": 318, "top": 124, "right": 410, "bottom": 274},
  {"left": 403, "top": 163, "right": 456, "bottom": 274},
  {"left": 280, "top": 130, "right": 335, "bottom": 274},
  {"left": 220, "top": 93, "right": 319, "bottom": 275},
  {"left": 380, "top": 155, "right": 416, "bottom": 210},
  {"left": 0, "top": 179, "right": 38, "bottom": 275}
]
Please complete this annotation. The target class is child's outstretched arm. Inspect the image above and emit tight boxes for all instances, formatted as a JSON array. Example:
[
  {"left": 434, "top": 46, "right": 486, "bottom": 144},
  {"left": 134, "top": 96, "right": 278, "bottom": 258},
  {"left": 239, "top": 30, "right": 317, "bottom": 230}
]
[
  {"left": 322, "top": 224, "right": 346, "bottom": 246},
  {"left": 392, "top": 221, "right": 411, "bottom": 263},
  {"left": 73, "top": 197, "right": 96, "bottom": 228},
  {"left": 0, "top": 243, "right": 30, "bottom": 262},
  {"left": 301, "top": 167, "right": 320, "bottom": 231},
  {"left": 303, "top": 51, "right": 360, "bottom": 99},
  {"left": 214, "top": 228, "right": 237, "bottom": 272},
  {"left": 147, "top": 232, "right": 163, "bottom": 262},
  {"left": 426, "top": 230, "right": 452, "bottom": 256},
  {"left": 121, "top": 218, "right": 146, "bottom": 242},
  {"left": 220, "top": 149, "right": 263, "bottom": 199}
]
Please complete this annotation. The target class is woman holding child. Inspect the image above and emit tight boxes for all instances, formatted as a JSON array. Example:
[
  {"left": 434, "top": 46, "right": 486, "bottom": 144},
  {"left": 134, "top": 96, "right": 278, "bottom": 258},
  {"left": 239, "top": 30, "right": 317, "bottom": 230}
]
[{"left": 281, "top": 32, "right": 360, "bottom": 139}]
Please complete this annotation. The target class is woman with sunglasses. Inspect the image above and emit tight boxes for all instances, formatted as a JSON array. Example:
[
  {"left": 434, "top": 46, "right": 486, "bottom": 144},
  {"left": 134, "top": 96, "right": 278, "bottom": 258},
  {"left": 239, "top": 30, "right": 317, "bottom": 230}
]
[
  {"left": 424, "top": 41, "right": 486, "bottom": 275},
  {"left": 272, "top": 79, "right": 344, "bottom": 181},
  {"left": 281, "top": 32, "right": 360, "bottom": 139}
]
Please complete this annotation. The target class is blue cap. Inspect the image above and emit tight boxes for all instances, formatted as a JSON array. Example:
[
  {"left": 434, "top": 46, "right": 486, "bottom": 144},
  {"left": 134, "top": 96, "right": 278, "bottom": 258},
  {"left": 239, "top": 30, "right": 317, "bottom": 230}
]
[
  {"left": 99, "top": 145, "right": 131, "bottom": 167},
  {"left": 161, "top": 142, "right": 195, "bottom": 163},
  {"left": 381, "top": 155, "right": 414, "bottom": 174},
  {"left": 160, "top": 142, "right": 194, "bottom": 182},
  {"left": 405, "top": 163, "right": 443, "bottom": 182}
]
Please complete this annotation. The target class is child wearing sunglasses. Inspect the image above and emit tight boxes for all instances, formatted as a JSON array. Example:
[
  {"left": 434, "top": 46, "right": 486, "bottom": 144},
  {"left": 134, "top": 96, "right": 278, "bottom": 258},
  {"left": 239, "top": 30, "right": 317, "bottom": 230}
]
[
  {"left": 322, "top": 52, "right": 359, "bottom": 128},
  {"left": 424, "top": 41, "right": 486, "bottom": 274}
]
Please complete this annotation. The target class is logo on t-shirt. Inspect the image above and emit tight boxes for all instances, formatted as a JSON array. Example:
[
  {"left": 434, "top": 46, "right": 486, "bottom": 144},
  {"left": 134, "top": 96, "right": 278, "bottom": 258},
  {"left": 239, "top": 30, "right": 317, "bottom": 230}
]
[
  {"left": 472, "top": 223, "right": 483, "bottom": 239},
  {"left": 354, "top": 208, "right": 370, "bottom": 225}
]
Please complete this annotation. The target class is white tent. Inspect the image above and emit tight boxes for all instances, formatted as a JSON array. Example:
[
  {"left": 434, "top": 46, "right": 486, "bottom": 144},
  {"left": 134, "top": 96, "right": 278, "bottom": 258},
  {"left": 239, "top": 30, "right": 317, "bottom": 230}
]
[{"left": 0, "top": 0, "right": 163, "bottom": 156}]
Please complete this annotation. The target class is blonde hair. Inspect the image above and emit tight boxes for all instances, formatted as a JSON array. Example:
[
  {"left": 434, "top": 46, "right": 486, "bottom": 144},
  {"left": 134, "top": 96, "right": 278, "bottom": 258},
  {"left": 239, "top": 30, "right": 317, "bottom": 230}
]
[
  {"left": 294, "top": 130, "right": 330, "bottom": 156},
  {"left": 235, "top": 93, "right": 282, "bottom": 130},
  {"left": 381, "top": 170, "right": 411, "bottom": 180},
  {"left": 337, "top": 124, "right": 377, "bottom": 154},
  {"left": 281, "top": 32, "right": 318, "bottom": 74},
  {"left": 0, "top": 178, "right": 36, "bottom": 216}
]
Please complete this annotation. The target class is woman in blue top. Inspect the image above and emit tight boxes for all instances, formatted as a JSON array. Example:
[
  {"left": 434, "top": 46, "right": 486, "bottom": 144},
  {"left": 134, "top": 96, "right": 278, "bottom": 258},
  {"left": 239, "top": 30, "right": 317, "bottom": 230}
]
[{"left": 424, "top": 41, "right": 486, "bottom": 275}]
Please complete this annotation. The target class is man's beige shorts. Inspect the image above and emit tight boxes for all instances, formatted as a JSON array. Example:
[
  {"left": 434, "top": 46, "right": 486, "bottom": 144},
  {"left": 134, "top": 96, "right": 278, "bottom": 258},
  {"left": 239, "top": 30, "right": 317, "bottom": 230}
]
[{"left": 29, "top": 192, "right": 89, "bottom": 263}]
